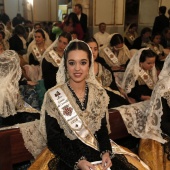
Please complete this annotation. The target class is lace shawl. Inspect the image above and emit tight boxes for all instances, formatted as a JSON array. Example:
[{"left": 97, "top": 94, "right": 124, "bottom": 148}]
[
  {"left": 40, "top": 82, "right": 109, "bottom": 141},
  {"left": 99, "top": 33, "right": 131, "bottom": 67},
  {"left": 42, "top": 38, "right": 60, "bottom": 67},
  {"left": 121, "top": 48, "right": 157, "bottom": 94},
  {"left": 27, "top": 29, "right": 52, "bottom": 59},
  {"left": 0, "top": 50, "right": 22, "bottom": 117},
  {"left": 115, "top": 55, "right": 170, "bottom": 144},
  {"left": 96, "top": 63, "right": 112, "bottom": 87},
  {"left": 40, "top": 39, "right": 110, "bottom": 141}
]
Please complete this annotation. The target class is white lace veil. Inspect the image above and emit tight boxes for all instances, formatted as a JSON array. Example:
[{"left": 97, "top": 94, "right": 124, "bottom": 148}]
[
  {"left": 42, "top": 37, "right": 59, "bottom": 67},
  {"left": 121, "top": 47, "right": 157, "bottom": 94},
  {"left": 27, "top": 28, "right": 52, "bottom": 58},
  {"left": 0, "top": 50, "right": 22, "bottom": 117},
  {"left": 56, "top": 39, "right": 103, "bottom": 89},
  {"left": 115, "top": 53, "right": 170, "bottom": 144}
]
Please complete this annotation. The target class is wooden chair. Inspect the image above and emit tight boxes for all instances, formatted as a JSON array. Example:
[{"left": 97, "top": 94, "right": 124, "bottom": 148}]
[{"left": 0, "top": 127, "right": 33, "bottom": 170}]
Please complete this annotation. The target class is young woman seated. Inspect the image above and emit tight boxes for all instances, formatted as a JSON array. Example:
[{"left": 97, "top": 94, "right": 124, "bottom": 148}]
[
  {"left": 100, "top": 33, "right": 131, "bottom": 72},
  {"left": 85, "top": 37, "right": 129, "bottom": 108},
  {"left": 121, "top": 48, "right": 158, "bottom": 102}
]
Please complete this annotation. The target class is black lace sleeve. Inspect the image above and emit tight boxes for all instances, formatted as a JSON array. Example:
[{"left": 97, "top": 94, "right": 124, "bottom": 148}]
[
  {"left": 45, "top": 113, "right": 86, "bottom": 168},
  {"left": 96, "top": 116, "right": 112, "bottom": 154}
]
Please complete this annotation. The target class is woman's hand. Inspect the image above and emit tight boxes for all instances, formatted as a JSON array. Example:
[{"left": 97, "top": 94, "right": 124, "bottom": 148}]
[
  {"left": 77, "top": 159, "right": 95, "bottom": 170},
  {"left": 101, "top": 152, "right": 112, "bottom": 170}
]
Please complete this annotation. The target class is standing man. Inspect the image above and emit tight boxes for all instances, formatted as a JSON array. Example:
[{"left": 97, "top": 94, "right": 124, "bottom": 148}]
[
  {"left": 152, "top": 6, "right": 169, "bottom": 35},
  {"left": 94, "top": 22, "right": 110, "bottom": 50},
  {"left": 74, "top": 3, "right": 87, "bottom": 38}
]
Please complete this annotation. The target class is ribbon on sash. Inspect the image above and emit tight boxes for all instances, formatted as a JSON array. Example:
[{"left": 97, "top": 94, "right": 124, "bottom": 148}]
[
  {"left": 49, "top": 87, "right": 99, "bottom": 151},
  {"left": 103, "top": 47, "right": 119, "bottom": 66},
  {"left": 49, "top": 50, "right": 61, "bottom": 66},
  {"left": 33, "top": 46, "right": 42, "bottom": 62},
  {"left": 138, "top": 68, "right": 155, "bottom": 90}
]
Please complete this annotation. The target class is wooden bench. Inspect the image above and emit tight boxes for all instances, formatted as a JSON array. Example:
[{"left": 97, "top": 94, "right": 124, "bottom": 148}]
[
  {"left": 0, "top": 127, "right": 33, "bottom": 170},
  {"left": 108, "top": 109, "right": 129, "bottom": 140},
  {"left": 0, "top": 109, "right": 129, "bottom": 169}
]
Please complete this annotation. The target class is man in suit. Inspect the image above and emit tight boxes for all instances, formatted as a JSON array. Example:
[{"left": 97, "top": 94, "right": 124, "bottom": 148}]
[
  {"left": 74, "top": 3, "right": 87, "bottom": 38},
  {"left": 152, "top": 6, "right": 169, "bottom": 36}
]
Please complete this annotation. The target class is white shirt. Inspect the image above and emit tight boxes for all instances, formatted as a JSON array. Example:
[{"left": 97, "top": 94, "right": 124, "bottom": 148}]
[{"left": 94, "top": 31, "right": 110, "bottom": 50}]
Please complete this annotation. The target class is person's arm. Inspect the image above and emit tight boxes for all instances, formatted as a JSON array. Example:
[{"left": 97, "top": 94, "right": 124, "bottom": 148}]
[
  {"left": 29, "top": 53, "right": 39, "bottom": 65},
  {"left": 45, "top": 113, "right": 92, "bottom": 168}
]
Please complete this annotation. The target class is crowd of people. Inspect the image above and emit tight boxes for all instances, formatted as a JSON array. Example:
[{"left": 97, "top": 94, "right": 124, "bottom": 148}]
[{"left": 0, "top": 3, "right": 170, "bottom": 170}]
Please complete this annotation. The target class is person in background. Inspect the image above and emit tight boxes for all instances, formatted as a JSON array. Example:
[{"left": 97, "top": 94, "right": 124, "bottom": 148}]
[
  {"left": 100, "top": 33, "right": 130, "bottom": 71},
  {"left": 0, "top": 22, "right": 11, "bottom": 41},
  {"left": 121, "top": 48, "right": 157, "bottom": 102},
  {"left": 86, "top": 37, "right": 129, "bottom": 108},
  {"left": 160, "top": 27, "right": 170, "bottom": 49},
  {"left": 5, "top": 20, "right": 14, "bottom": 34},
  {"left": 74, "top": 3, "right": 87, "bottom": 38},
  {"left": 147, "top": 33, "right": 165, "bottom": 71},
  {"left": 0, "top": 31, "right": 9, "bottom": 50},
  {"left": 27, "top": 23, "right": 42, "bottom": 44},
  {"left": 94, "top": 22, "right": 110, "bottom": 50},
  {"left": 9, "top": 24, "right": 27, "bottom": 55},
  {"left": 42, "top": 32, "right": 72, "bottom": 90},
  {"left": 132, "top": 27, "right": 152, "bottom": 49},
  {"left": 61, "top": 12, "right": 84, "bottom": 40},
  {"left": 0, "top": 9, "right": 10, "bottom": 25},
  {"left": 152, "top": 6, "right": 169, "bottom": 36},
  {"left": 0, "top": 50, "right": 40, "bottom": 127},
  {"left": 124, "top": 23, "right": 138, "bottom": 49},
  {"left": 12, "top": 13, "right": 25, "bottom": 27}
]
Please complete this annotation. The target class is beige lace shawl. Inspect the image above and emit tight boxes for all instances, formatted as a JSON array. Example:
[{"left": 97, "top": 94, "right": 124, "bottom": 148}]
[
  {"left": 40, "top": 82, "right": 110, "bottom": 141},
  {"left": 114, "top": 54, "right": 170, "bottom": 144},
  {"left": 96, "top": 63, "right": 112, "bottom": 87}
]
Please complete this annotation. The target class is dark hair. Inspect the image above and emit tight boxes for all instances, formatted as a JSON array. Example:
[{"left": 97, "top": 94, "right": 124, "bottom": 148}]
[
  {"left": 85, "top": 37, "right": 99, "bottom": 48},
  {"left": 75, "top": 3, "right": 82, "bottom": 11},
  {"left": 64, "top": 41, "right": 92, "bottom": 70},
  {"left": 58, "top": 32, "right": 72, "bottom": 43},
  {"left": 110, "top": 34, "right": 124, "bottom": 46},
  {"left": 14, "top": 24, "right": 26, "bottom": 35},
  {"left": 139, "top": 49, "right": 157, "bottom": 62},
  {"left": 150, "top": 33, "right": 161, "bottom": 41},
  {"left": 140, "top": 27, "right": 152, "bottom": 36},
  {"left": 99, "top": 22, "right": 106, "bottom": 27},
  {"left": 129, "top": 23, "right": 138, "bottom": 29},
  {"left": 0, "top": 30, "right": 5, "bottom": 39},
  {"left": 34, "top": 23, "right": 41, "bottom": 29},
  {"left": 66, "top": 12, "right": 79, "bottom": 27},
  {"left": 35, "top": 29, "right": 45, "bottom": 39},
  {"left": 159, "top": 6, "right": 166, "bottom": 14}
]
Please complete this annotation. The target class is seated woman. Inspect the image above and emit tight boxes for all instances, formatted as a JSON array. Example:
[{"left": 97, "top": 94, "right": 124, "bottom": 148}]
[
  {"left": 132, "top": 27, "right": 152, "bottom": 50},
  {"left": 0, "top": 50, "right": 39, "bottom": 127},
  {"left": 115, "top": 53, "right": 170, "bottom": 169},
  {"left": 124, "top": 23, "right": 138, "bottom": 49},
  {"left": 0, "top": 30, "right": 9, "bottom": 50},
  {"left": 41, "top": 32, "right": 72, "bottom": 90},
  {"left": 121, "top": 48, "right": 158, "bottom": 102},
  {"left": 27, "top": 29, "right": 52, "bottom": 67},
  {"left": 100, "top": 33, "right": 131, "bottom": 71},
  {"left": 85, "top": 37, "right": 129, "bottom": 108},
  {"left": 37, "top": 40, "right": 149, "bottom": 170},
  {"left": 147, "top": 33, "right": 165, "bottom": 71}
]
